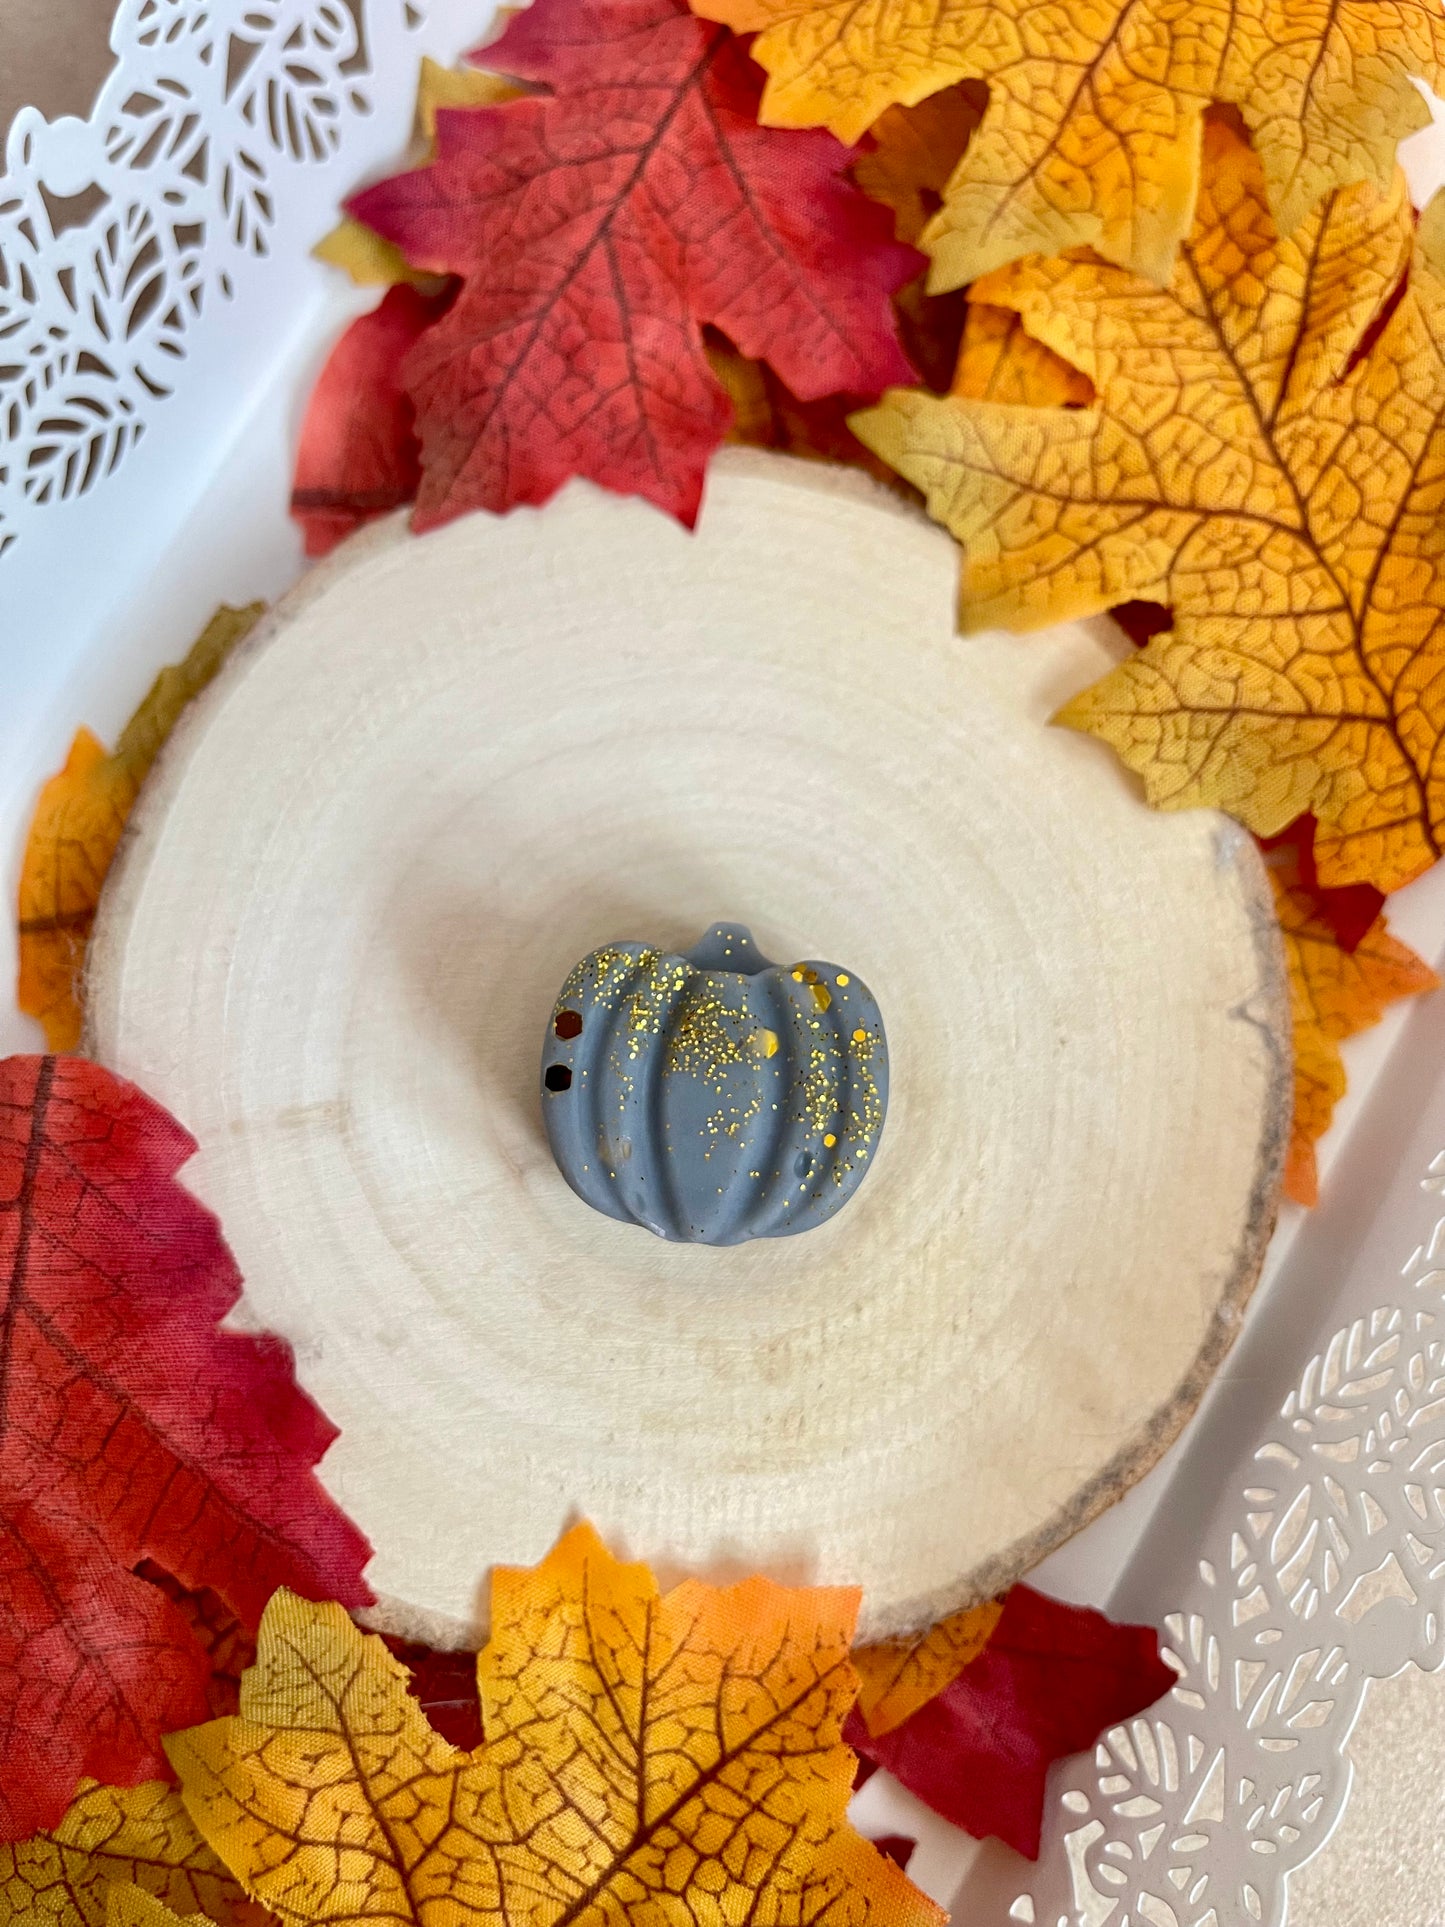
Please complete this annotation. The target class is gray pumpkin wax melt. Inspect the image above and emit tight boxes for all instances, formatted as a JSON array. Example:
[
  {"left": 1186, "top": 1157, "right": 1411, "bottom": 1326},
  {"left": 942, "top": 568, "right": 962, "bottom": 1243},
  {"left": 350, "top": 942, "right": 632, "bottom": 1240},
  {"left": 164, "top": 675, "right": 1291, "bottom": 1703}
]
[{"left": 541, "top": 922, "right": 887, "bottom": 1244}]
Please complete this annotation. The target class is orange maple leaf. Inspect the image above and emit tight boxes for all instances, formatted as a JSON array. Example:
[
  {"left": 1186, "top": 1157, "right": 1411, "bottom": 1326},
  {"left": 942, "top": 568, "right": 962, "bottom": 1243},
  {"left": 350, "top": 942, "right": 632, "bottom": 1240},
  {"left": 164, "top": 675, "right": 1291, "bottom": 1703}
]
[
  {"left": 0, "top": 1780, "right": 267, "bottom": 1927},
  {"left": 852, "top": 84, "right": 984, "bottom": 252},
  {"left": 852, "top": 1599, "right": 1003, "bottom": 1737},
  {"left": 855, "top": 116, "right": 1445, "bottom": 894},
  {"left": 1272, "top": 864, "right": 1438, "bottom": 1206},
  {"left": 694, "top": 0, "right": 1445, "bottom": 287},
  {"left": 169, "top": 1524, "right": 942, "bottom": 1927},
  {"left": 17, "top": 605, "right": 263, "bottom": 1049},
  {"left": 948, "top": 302, "right": 1092, "bottom": 411}
]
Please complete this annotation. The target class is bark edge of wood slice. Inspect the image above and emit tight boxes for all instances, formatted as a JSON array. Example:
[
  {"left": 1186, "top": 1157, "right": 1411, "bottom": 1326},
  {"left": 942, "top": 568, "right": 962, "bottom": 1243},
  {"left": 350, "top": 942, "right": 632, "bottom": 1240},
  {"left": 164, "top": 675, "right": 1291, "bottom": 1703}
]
[{"left": 86, "top": 450, "right": 1290, "bottom": 1645}]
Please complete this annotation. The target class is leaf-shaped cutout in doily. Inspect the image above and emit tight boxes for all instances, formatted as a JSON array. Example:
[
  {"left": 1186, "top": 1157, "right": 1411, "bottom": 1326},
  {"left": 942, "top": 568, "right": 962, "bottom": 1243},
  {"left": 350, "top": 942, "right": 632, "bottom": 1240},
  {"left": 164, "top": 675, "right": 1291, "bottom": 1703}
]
[
  {"left": 694, "top": 0, "right": 1445, "bottom": 288},
  {"left": 0, "top": 1055, "right": 371, "bottom": 1837},
  {"left": 856, "top": 115, "right": 1445, "bottom": 894},
  {"left": 18, "top": 606, "right": 263, "bottom": 1050},
  {"left": 169, "top": 1523, "right": 942, "bottom": 1927},
  {"left": 347, "top": 0, "right": 920, "bottom": 528}
]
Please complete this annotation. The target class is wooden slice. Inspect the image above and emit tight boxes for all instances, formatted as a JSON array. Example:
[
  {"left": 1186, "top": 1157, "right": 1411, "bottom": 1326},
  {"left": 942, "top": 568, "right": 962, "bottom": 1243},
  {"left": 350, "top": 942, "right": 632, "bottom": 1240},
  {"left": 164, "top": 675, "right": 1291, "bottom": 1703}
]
[{"left": 86, "top": 451, "right": 1289, "bottom": 1644}]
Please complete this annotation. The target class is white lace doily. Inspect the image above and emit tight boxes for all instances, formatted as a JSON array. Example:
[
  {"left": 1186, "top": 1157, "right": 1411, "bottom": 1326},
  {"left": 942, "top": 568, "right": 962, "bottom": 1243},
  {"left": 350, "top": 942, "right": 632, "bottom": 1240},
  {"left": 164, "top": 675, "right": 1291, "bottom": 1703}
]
[{"left": 945, "top": 968, "right": 1445, "bottom": 1927}]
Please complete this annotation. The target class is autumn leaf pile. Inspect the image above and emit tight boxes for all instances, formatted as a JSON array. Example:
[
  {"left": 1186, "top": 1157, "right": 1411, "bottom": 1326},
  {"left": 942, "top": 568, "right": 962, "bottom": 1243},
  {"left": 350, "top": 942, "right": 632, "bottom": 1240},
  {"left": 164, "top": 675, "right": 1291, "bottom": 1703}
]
[
  {"left": 280, "top": 2, "right": 1445, "bottom": 1194},
  {"left": 13, "top": 0, "right": 1445, "bottom": 1905},
  {"left": 0, "top": 1519, "right": 1172, "bottom": 1927},
  {"left": 0, "top": 1055, "right": 371, "bottom": 1840}
]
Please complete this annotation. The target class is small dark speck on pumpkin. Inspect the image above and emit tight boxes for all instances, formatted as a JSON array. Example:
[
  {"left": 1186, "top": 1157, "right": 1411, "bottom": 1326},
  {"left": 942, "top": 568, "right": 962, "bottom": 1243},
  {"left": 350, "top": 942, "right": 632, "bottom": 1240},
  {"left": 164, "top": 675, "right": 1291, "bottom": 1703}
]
[
  {"left": 544, "top": 1065, "right": 573, "bottom": 1093},
  {"left": 554, "top": 1009, "right": 583, "bottom": 1039}
]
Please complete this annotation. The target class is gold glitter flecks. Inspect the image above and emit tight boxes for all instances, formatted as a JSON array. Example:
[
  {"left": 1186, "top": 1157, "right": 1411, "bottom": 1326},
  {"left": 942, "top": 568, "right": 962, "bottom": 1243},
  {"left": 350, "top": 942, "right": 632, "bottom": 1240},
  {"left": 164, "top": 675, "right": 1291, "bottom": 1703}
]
[
  {"left": 748, "top": 1027, "right": 780, "bottom": 1059},
  {"left": 823, "top": 1132, "right": 837, "bottom": 1148},
  {"left": 836, "top": 973, "right": 850, "bottom": 986},
  {"left": 837, "top": 1022, "right": 885, "bottom": 1181},
  {"left": 620, "top": 956, "right": 690, "bottom": 1061},
  {"left": 558, "top": 943, "right": 660, "bottom": 1012},
  {"left": 664, "top": 980, "right": 750, "bottom": 1083},
  {"left": 795, "top": 1034, "right": 842, "bottom": 1148}
]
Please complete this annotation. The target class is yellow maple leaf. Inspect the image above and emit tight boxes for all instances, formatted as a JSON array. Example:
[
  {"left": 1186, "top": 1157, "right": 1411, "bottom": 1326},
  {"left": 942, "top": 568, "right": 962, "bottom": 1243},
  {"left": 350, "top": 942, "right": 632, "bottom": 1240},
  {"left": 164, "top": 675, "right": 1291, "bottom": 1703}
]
[
  {"left": 106, "top": 1889, "right": 213, "bottom": 1927},
  {"left": 169, "top": 1524, "right": 941, "bottom": 1927},
  {"left": 106, "top": 1890, "right": 212, "bottom": 1927},
  {"left": 695, "top": 0, "right": 1445, "bottom": 287},
  {"left": 314, "top": 60, "right": 522, "bottom": 289},
  {"left": 852, "top": 1599, "right": 1003, "bottom": 1737},
  {"left": 854, "top": 116, "right": 1445, "bottom": 894},
  {"left": 1272, "top": 866, "right": 1438, "bottom": 1206},
  {"left": 17, "top": 603, "right": 263, "bottom": 1049},
  {"left": 0, "top": 1780, "right": 266, "bottom": 1927}
]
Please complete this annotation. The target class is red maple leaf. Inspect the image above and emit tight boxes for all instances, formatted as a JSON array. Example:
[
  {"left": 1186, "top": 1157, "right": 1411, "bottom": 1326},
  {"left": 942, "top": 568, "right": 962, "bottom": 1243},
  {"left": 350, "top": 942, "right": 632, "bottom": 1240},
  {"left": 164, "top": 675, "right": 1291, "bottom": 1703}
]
[
  {"left": 845, "top": 1585, "right": 1175, "bottom": 1858},
  {"left": 381, "top": 1634, "right": 485, "bottom": 1753},
  {"left": 1259, "top": 814, "right": 1385, "bottom": 955},
  {"left": 0, "top": 1056, "right": 371, "bottom": 1837},
  {"left": 349, "top": 0, "right": 921, "bottom": 527},
  {"left": 292, "top": 283, "right": 453, "bottom": 558}
]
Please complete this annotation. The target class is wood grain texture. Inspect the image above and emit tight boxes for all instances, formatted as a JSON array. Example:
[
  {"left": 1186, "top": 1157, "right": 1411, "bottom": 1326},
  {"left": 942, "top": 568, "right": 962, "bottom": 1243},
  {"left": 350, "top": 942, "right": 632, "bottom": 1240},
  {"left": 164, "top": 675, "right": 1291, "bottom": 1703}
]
[{"left": 85, "top": 451, "right": 1290, "bottom": 1644}]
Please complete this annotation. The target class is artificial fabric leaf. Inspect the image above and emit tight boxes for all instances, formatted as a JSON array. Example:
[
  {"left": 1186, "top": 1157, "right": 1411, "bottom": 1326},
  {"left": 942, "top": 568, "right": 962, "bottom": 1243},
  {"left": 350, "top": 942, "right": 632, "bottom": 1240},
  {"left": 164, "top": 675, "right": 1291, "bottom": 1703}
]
[
  {"left": 1273, "top": 862, "right": 1438, "bottom": 1205},
  {"left": 853, "top": 1598, "right": 1003, "bottom": 1737},
  {"left": 413, "top": 57, "right": 523, "bottom": 144},
  {"left": 348, "top": 0, "right": 920, "bottom": 528},
  {"left": 106, "top": 1889, "right": 211, "bottom": 1927},
  {"left": 1096, "top": 609, "right": 1390, "bottom": 951},
  {"left": 695, "top": 0, "right": 1445, "bottom": 288},
  {"left": 313, "top": 60, "right": 523, "bottom": 289},
  {"left": 135, "top": 1569, "right": 255, "bottom": 1722},
  {"left": 170, "top": 1524, "right": 942, "bottom": 1927},
  {"left": 847, "top": 96, "right": 989, "bottom": 394},
  {"left": 0, "top": 1779, "right": 265, "bottom": 1927},
  {"left": 852, "top": 83, "right": 984, "bottom": 250},
  {"left": 948, "top": 302, "right": 1092, "bottom": 409},
  {"left": 17, "top": 606, "right": 263, "bottom": 1049},
  {"left": 1261, "top": 815, "right": 1385, "bottom": 956},
  {"left": 868, "top": 1837, "right": 915, "bottom": 1874},
  {"left": 311, "top": 223, "right": 430, "bottom": 293},
  {"left": 856, "top": 116, "right": 1445, "bottom": 893},
  {"left": 708, "top": 337, "right": 901, "bottom": 485},
  {"left": 845, "top": 1584, "right": 1174, "bottom": 1858},
  {"left": 377, "top": 1635, "right": 484, "bottom": 1753},
  {"left": 0, "top": 1055, "right": 371, "bottom": 1837},
  {"left": 291, "top": 284, "right": 451, "bottom": 556}
]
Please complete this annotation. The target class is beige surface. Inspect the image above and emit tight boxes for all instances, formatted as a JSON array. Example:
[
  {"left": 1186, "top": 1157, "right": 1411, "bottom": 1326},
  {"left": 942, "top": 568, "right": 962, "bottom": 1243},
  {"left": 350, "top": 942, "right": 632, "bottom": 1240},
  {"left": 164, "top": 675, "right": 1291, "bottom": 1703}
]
[
  {"left": 87, "top": 450, "right": 1289, "bottom": 1644},
  {"left": 0, "top": 0, "right": 117, "bottom": 146},
  {"left": 1290, "top": 1662, "right": 1445, "bottom": 1925}
]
